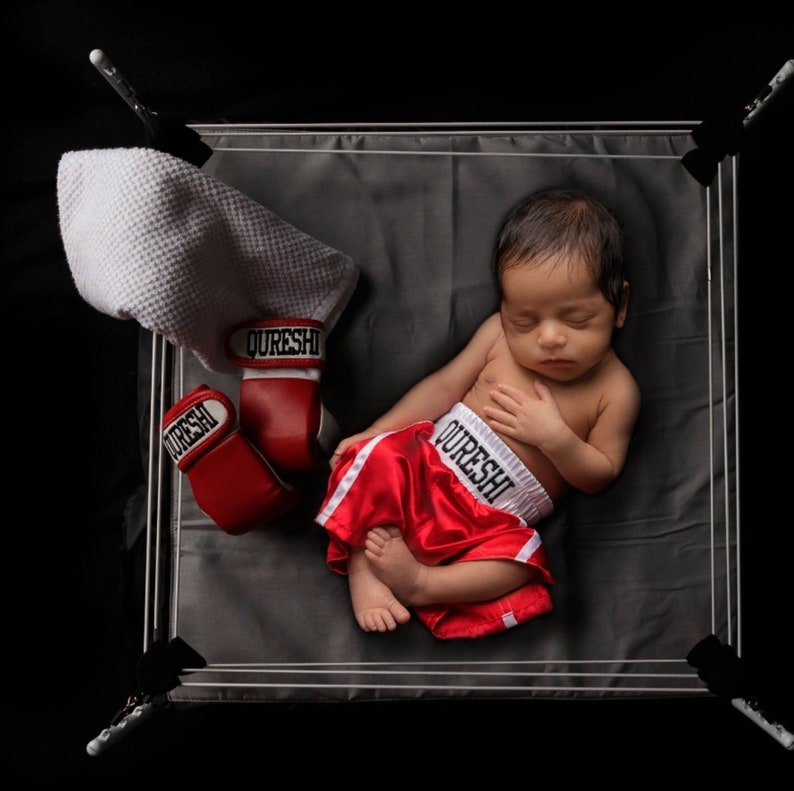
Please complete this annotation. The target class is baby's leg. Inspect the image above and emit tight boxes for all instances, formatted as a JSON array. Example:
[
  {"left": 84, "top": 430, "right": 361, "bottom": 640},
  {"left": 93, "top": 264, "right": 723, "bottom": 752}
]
[
  {"left": 365, "top": 526, "right": 428, "bottom": 605},
  {"left": 366, "top": 525, "right": 539, "bottom": 606},
  {"left": 347, "top": 547, "right": 411, "bottom": 632}
]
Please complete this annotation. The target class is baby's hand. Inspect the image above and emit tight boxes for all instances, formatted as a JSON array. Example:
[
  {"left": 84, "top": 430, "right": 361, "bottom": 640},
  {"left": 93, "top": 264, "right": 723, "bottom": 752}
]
[
  {"left": 329, "top": 428, "right": 382, "bottom": 469},
  {"left": 483, "top": 381, "right": 567, "bottom": 449}
]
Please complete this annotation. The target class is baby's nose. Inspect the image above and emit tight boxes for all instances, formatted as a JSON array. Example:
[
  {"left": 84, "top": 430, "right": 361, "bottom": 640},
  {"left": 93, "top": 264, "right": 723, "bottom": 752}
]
[{"left": 538, "top": 322, "right": 566, "bottom": 348}]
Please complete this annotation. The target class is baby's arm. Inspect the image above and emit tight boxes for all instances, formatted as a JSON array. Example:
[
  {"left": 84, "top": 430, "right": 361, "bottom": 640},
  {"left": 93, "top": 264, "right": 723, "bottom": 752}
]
[
  {"left": 330, "top": 314, "right": 501, "bottom": 468},
  {"left": 541, "top": 377, "right": 639, "bottom": 492},
  {"left": 329, "top": 428, "right": 386, "bottom": 468},
  {"left": 486, "top": 373, "right": 640, "bottom": 493}
]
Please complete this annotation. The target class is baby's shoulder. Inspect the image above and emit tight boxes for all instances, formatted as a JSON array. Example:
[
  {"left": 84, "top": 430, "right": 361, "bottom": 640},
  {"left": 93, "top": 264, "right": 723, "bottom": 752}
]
[
  {"left": 466, "top": 312, "right": 504, "bottom": 349},
  {"left": 477, "top": 312, "right": 503, "bottom": 333},
  {"left": 602, "top": 351, "right": 641, "bottom": 406}
]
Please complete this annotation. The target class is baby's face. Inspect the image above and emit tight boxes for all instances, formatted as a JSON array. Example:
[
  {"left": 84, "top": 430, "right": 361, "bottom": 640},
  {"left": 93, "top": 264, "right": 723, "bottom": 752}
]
[{"left": 499, "top": 252, "right": 627, "bottom": 383}]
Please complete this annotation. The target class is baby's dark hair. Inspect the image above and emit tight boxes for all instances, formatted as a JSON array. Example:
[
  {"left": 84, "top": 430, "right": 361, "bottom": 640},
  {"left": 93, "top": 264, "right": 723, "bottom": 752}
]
[{"left": 496, "top": 189, "right": 626, "bottom": 309}]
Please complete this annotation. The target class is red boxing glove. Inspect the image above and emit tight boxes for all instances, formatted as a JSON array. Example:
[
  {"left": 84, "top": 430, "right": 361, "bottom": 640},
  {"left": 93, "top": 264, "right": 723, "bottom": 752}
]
[
  {"left": 225, "top": 318, "right": 338, "bottom": 474},
  {"left": 162, "top": 384, "right": 299, "bottom": 535}
]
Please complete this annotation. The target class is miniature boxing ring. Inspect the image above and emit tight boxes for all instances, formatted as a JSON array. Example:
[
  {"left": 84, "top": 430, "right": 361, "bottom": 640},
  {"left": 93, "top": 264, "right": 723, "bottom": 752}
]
[
  {"left": 144, "top": 124, "right": 737, "bottom": 698},
  {"left": 61, "top": 64, "right": 793, "bottom": 750}
]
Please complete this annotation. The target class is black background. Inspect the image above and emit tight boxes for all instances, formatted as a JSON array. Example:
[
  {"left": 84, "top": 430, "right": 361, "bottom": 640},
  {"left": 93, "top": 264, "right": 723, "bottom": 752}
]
[{"left": 3, "top": 5, "right": 794, "bottom": 779}]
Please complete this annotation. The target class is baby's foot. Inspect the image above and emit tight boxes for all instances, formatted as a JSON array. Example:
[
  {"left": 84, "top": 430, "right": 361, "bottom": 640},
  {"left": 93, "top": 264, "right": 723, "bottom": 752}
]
[
  {"left": 365, "top": 525, "right": 428, "bottom": 605},
  {"left": 348, "top": 548, "right": 411, "bottom": 632}
]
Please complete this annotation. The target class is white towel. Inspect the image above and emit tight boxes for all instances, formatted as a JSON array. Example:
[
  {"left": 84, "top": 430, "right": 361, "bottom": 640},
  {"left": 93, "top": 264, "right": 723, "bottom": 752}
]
[{"left": 57, "top": 147, "right": 358, "bottom": 374}]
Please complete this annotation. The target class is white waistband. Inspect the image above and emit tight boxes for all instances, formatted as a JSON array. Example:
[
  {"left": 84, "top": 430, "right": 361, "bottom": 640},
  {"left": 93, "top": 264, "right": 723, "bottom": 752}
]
[{"left": 430, "top": 403, "right": 554, "bottom": 524}]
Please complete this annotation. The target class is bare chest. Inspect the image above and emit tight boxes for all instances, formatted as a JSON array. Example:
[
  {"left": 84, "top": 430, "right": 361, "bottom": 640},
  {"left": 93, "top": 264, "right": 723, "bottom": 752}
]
[{"left": 470, "top": 355, "right": 601, "bottom": 441}]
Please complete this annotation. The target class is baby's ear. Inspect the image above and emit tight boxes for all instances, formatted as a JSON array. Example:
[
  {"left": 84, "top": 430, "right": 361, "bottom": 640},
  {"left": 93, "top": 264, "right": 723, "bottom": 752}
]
[{"left": 614, "top": 281, "right": 630, "bottom": 328}]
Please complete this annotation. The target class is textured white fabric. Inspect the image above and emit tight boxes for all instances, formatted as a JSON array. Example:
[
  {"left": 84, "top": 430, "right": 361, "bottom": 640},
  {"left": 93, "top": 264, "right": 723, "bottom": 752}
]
[{"left": 57, "top": 147, "right": 358, "bottom": 374}]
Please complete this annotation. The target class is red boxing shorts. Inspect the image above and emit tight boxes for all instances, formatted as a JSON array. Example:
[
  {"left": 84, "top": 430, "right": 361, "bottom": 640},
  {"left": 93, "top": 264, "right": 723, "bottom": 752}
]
[{"left": 316, "top": 402, "right": 556, "bottom": 639}]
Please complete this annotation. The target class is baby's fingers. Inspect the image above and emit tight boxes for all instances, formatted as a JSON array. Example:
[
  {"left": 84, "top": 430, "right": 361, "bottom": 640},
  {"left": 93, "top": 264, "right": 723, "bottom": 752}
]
[
  {"left": 489, "top": 383, "right": 523, "bottom": 408},
  {"left": 483, "top": 405, "right": 516, "bottom": 432}
]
